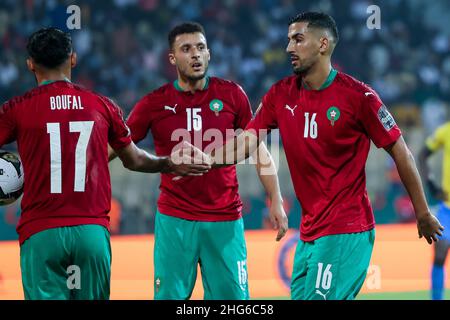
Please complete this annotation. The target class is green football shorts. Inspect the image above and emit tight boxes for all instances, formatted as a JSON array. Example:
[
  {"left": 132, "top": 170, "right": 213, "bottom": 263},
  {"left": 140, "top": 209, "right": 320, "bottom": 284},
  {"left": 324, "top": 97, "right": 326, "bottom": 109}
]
[
  {"left": 154, "top": 211, "right": 249, "bottom": 300},
  {"left": 291, "top": 229, "right": 375, "bottom": 300},
  {"left": 20, "top": 224, "right": 111, "bottom": 300}
]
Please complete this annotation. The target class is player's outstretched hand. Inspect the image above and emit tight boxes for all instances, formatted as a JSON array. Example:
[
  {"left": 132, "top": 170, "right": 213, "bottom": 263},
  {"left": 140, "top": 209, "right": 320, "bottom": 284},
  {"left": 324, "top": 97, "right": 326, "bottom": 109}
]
[
  {"left": 269, "top": 201, "right": 289, "bottom": 241},
  {"left": 169, "top": 141, "right": 211, "bottom": 177},
  {"left": 417, "top": 212, "right": 444, "bottom": 245}
]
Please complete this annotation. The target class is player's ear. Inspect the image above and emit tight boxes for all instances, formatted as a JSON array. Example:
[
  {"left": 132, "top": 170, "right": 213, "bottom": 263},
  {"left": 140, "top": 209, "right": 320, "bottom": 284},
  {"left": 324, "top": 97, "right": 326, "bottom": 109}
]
[
  {"left": 319, "top": 37, "right": 329, "bottom": 54},
  {"left": 70, "top": 52, "right": 77, "bottom": 68},
  {"left": 168, "top": 51, "right": 176, "bottom": 66},
  {"left": 207, "top": 48, "right": 211, "bottom": 62},
  {"left": 26, "top": 58, "right": 35, "bottom": 73}
]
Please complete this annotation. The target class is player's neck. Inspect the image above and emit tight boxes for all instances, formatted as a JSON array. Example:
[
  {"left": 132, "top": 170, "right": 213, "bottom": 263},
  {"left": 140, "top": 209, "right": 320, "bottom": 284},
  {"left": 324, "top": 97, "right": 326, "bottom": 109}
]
[
  {"left": 176, "top": 76, "right": 207, "bottom": 93},
  {"left": 302, "top": 63, "right": 332, "bottom": 90},
  {"left": 36, "top": 71, "right": 71, "bottom": 86}
]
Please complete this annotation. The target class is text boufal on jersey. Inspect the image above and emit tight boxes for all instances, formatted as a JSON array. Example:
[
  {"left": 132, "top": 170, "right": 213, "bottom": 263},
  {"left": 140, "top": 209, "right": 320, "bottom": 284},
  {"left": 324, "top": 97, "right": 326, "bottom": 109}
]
[{"left": 50, "top": 95, "right": 84, "bottom": 110}]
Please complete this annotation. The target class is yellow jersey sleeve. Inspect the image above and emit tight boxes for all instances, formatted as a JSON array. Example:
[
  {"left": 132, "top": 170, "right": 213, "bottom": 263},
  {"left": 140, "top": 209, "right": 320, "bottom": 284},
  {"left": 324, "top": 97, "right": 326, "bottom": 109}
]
[{"left": 426, "top": 123, "right": 450, "bottom": 152}]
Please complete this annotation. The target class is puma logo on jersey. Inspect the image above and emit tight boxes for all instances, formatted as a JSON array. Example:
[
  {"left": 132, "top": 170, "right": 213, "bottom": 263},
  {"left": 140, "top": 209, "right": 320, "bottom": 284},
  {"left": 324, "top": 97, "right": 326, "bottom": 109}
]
[
  {"left": 365, "top": 92, "right": 374, "bottom": 97},
  {"left": 285, "top": 104, "right": 298, "bottom": 116},
  {"left": 315, "top": 289, "right": 329, "bottom": 300},
  {"left": 164, "top": 104, "right": 177, "bottom": 114}
]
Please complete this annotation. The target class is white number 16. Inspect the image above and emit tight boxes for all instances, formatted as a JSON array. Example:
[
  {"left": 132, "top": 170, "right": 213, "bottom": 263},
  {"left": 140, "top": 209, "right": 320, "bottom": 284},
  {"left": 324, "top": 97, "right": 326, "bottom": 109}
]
[
  {"left": 304, "top": 112, "right": 318, "bottom": 139},
  {"left": 316, "top": 263, "right": 333, "bottom": 290}
]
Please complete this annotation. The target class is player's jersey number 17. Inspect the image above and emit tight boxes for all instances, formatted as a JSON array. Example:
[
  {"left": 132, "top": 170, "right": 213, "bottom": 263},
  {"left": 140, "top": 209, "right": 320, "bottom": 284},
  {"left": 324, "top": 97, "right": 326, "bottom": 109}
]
[{"left": 46, "top": 121, "right": 94, "bottom": 194}]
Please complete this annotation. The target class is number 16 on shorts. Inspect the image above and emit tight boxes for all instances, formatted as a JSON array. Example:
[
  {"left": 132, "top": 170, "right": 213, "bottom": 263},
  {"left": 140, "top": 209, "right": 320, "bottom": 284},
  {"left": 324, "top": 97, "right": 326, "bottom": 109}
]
[{"left": 315, "top": 263, "right": 332, "bottom": 300}]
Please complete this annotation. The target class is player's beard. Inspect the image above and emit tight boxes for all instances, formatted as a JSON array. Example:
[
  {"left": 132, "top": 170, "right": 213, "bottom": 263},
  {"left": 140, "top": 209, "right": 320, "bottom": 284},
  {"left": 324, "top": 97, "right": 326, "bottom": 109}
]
[
  {"left": 292, "top": 53, "right": 319, "bottom": 77},
  {"left": 186, "top": 65, "right": 209, "bottom": 82},
  {"left": 293, "top": 63, "right": 312, "bottom": 77}
]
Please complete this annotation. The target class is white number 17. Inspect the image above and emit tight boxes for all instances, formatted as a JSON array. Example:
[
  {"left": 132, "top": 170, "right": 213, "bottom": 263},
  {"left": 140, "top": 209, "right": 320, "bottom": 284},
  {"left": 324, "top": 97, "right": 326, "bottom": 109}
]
[{"left": 46, "top": 121, "right": 94, "bottom": 194}]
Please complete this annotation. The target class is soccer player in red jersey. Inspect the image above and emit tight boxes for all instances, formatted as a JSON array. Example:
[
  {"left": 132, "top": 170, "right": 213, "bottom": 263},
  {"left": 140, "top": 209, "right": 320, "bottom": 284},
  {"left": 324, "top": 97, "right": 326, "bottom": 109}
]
[
  {"left": 0, "top": 27, "right": 210, "bottom": 300},
  {"left": 122, "top": 22, "right": 288, "bottom": 299},
  {"left": 211, "top": 12, "right": 444, "bottom": 300}
]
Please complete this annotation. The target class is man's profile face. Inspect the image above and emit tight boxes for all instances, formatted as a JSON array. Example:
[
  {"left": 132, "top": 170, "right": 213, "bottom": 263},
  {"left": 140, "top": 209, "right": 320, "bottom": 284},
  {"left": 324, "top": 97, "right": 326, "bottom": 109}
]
[
  {"left": 169, "top": 32, "right": 210, "bottom": 81},
  {"left": 286, "top": 22, "right": 322, "bottom": 75}
]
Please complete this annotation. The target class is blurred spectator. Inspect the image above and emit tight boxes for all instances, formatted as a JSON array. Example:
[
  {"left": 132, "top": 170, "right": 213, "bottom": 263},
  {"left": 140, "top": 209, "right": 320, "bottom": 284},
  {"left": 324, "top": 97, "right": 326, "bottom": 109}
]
[
  {"left": 1, "top": 0, "right": 449, "bottom": 112},
  {"left": 421, "top": 98, "right": 449, "bottom": 136}
]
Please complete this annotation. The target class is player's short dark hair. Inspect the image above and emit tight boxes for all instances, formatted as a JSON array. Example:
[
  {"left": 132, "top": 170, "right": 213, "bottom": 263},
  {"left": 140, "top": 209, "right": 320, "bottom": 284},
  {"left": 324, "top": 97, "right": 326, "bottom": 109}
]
[
  {"left": 168, "top": 22, "right": 206, "bottom": 50},
  {"left": 289, "top": 12, "right": 339, "bottom": 44},
  {"left": 26, "top": 27, "right": 72, "bottom": 69}
]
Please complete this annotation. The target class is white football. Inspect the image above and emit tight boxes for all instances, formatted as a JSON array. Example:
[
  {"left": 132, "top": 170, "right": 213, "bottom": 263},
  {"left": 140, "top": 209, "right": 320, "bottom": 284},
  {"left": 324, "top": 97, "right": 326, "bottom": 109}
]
[{"left": 0, "top": 151, "right": 24, "bottom": 206}]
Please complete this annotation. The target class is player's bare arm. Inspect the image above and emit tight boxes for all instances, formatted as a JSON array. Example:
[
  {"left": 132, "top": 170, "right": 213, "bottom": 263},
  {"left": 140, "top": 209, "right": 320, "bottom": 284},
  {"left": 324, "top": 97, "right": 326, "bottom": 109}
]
[
  {"left": 114, "top": 141, "right": 211, "bottom": 176},
  {"left": 210, "top": 130, "right": 261, "bottom": 168},
  {"left": 253, "top": 142, "right": 288, "bottom": 241},
  {"left": 210, "top": 132, "right": 287, "bottom": 240},
  {"left": 385, "top": 136, "right": 444, "bottom": 244},
  {"left": 108, "top": 144, "right": 117, "bottom": 162}
]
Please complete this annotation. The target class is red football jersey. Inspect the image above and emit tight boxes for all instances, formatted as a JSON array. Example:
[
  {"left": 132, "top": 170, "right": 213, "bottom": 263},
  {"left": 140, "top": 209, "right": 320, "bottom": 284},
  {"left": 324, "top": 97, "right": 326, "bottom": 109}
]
[
  {"left": 127, "top": 77, "right": 252, "bottom": 221},
  {"left": 0, "top": 81, "right": 131, "bottom": 244},
  {"left": 246, "top": 70, "right": 402, "bottom": 241}
]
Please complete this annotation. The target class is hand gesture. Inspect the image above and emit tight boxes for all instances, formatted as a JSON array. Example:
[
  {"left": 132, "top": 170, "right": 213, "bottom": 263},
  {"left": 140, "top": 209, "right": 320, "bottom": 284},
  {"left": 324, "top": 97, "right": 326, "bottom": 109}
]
[
  {"left": 417, "top": 212, "right": 445, "bottom": 244},
  {"left": 169, "top": 141, "right": 211, "bottom": 177}
]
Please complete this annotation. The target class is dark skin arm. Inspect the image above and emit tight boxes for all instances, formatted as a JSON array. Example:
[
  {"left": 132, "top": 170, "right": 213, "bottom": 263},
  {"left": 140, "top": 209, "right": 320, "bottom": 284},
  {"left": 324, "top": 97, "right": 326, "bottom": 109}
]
[
  {"left": 113, "top": 141, "right": 211, "bottom": 176},
  {"left": 108, "top": 144, "right": 117, "bottom": 162},
  {"left": 385, "top": 136, "right": 444, "bottom": 244}
]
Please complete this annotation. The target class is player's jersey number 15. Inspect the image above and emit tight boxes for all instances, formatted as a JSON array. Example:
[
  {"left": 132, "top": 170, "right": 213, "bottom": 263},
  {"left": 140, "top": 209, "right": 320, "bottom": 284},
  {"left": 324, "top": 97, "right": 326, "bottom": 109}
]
[
  {"left": 46, "top": 121, "right": 94, "bottom": 194},
  {"left": 186, "top": 108, "right": 202, "bottom": 132}
]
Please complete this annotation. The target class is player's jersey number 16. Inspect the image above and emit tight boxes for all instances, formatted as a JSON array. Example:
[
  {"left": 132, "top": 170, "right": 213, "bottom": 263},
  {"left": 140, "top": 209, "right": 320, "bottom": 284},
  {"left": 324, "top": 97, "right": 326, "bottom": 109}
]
[
  {"left": 304, "top": 112, "right": 318, "bottom": 139},
  {"left": 46, "top": 121, "right": 94, "bottom": 194}
]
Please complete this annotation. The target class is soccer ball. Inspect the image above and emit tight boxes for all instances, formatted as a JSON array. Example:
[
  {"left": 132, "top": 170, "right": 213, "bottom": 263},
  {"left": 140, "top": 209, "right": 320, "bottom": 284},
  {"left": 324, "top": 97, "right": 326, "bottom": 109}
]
[{"left": 0, "top": 151, "right": 24, "bottom": 206}]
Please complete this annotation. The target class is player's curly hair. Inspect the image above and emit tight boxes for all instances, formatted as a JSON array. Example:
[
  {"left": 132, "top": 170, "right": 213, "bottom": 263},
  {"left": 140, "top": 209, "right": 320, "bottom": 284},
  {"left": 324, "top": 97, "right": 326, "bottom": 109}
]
[
  {"left": 289, "top": 12, "right": 339, "bottom": 44},
  {"left": 26, "top": 27, "right": 72, "bottom": 69},
  {"left": 168, "top": 22, "right": 206, "bottom": 50}
]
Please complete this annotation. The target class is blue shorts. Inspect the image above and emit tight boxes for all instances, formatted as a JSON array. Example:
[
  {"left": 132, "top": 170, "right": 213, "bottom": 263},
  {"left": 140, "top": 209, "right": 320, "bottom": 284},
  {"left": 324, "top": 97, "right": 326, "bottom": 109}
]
[{"left": 436, "top": 203, "right": 450, "bottom": 242}]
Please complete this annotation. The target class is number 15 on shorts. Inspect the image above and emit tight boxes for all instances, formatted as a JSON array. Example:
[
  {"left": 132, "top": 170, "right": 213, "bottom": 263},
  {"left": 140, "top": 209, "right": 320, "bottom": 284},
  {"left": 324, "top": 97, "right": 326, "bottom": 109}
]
[{"left": 237, "top": 260, "right": 248, "bottom": 291}]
